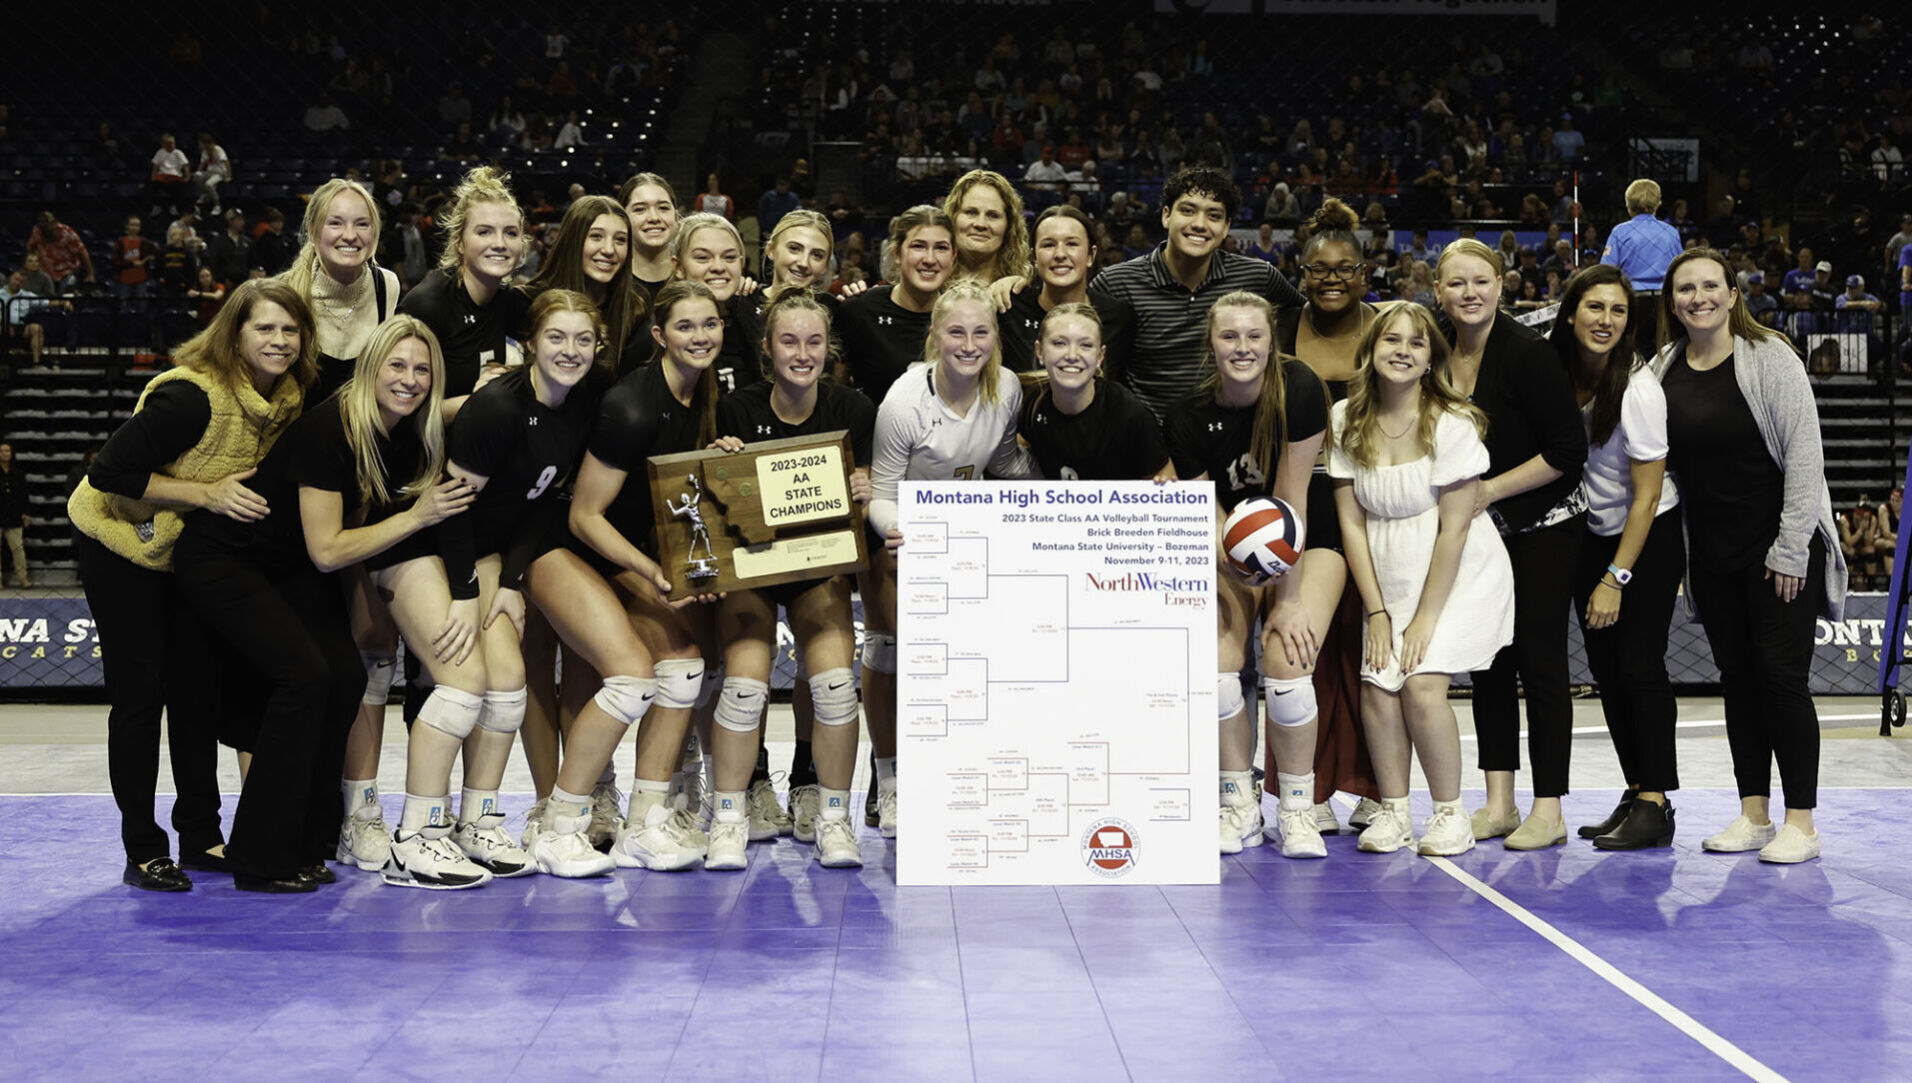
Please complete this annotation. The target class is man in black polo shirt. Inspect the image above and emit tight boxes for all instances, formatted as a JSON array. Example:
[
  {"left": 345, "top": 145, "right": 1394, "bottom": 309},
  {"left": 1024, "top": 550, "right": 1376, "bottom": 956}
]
[{"left": 1094, "top": 165, "right": 1304, "bottom": 419}]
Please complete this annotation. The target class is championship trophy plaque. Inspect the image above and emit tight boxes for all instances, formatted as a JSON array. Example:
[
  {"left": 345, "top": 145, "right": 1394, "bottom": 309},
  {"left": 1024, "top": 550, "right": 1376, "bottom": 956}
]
[{"left": 645, "top": 431, "right": 869, "bottom": 597}]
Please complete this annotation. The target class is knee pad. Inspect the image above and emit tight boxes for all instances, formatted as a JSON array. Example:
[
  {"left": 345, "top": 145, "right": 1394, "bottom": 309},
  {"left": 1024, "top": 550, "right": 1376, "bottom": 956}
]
[
  {"left": 696, "top": 663, "right": 726, "bottom": 709},
  {"left": 652, "top": 658, "right": 705, "bottom": 710},
  {"left": 1217, "top": 672, "right": 1246, "bottom": 722},
  {"left": 416, "top": 686, "right": 484, "bottom": 740},
  {"left": 478, "top": 687, "right": 528, "bottom": 734},
  {"left": 1262, "top": 674, "right": 1319, "bottom": 728},
  {"left": 360, "top": 651, "right": 397, "bottom": 707},
  {"left": 714, "top": 676, "right": 769, "bottom": 734},
  {"left": 860, "top": 632, "right": 897, "bottom": 675},
  {"left": 808, "top": 668, "right": 860, "bottom": 727},
  {"left": 593, "top": 674, "right": 658, "bottom": 728}
]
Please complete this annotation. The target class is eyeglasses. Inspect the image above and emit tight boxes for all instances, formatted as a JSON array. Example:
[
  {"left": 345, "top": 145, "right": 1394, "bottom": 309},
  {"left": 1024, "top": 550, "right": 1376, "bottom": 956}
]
[{"left": 1301, "top": 263, "right": 1366, "bottom": 283}]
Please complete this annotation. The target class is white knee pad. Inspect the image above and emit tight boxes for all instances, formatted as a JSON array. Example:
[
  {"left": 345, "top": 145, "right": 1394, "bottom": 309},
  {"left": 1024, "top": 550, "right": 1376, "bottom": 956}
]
[
  {"left": 714, "top": 676, "right": 769, "bottom": 734},
  {"left": 360, "top": 651, "right": 397, "bottom": 706},
  {"left": 696, "top": 663, "right": 726, "bottom": 709},
  {"left": 479, "top": 687, "right": 529, "bottom": 734},
  {"left": 417, "top": 686, "right": 484, "bottom": 739},
  {"left": 860, "top": 632, "right": 897, "bottom": 675},
  {"left": 593, "top": 674, "right": 658, "bottom": 728},
  {"left": 653, "top": 658, "right": 705, "bottom": 710},
  {"left": 808, "top": 668, "right": 859, "bottom": 727},
  {"left": 1262, "top": 674, "right": 1319, "bottom": 728},
  {"left": 1217, "top": 673, "right": 1247, "bottom": 722}
]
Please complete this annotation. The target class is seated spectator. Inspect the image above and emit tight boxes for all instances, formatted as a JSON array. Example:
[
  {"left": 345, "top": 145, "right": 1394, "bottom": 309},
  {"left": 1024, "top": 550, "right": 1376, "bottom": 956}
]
[
  {"left": 111, "top": 216, "right": 158, "bottom": 300},
  {"left": 150, "top": 132, "right": 190, "bottom": 214},
  {"left": 1836, "top": 274, "right": 1883, "bottom": 335},
  {"left": 1263, "top": 182, "right": 1299, "bottom": 222},
  {"left": 253, "top": 207, "right": 293, "bottom": 277},
  {"left": 27, "top": 211, "right": 93, "bottom": 290},
  {"left": 207, "top": 210, "right": 252, "bottom": 286},
  {"left": 1121, "top": 224, "right": 1151, "bottom": 260},
  {"left": 2, "top": 269, "right": 56, "bottom": 369},
  {"left": 1839, "top": 502, "right": 1884, "bottom": 587},
  {"left": 1807, "top": 260, "right": 1840, "bottom": 328},
  {"left": 304, "top": 92, "right": 349, "bottom": 133},
  {"left": 185, "top": 266, "right": 225, "bottom": 324},
  {"left": 1023, "top": 146, "right": 1068, "bottom": 192},
  {"left": 1247, "top": 222, "right": 1279, "bottom": 263},
  {"left": 193, "top": 133, "right": 231, "bottom": 216},
  {"left": 1806, "top": 338, "right": 1841, "bottom": 381},
  {"left": 1781, "top": 247, "right": 1817, "bottom": 309},
  {"left": 1542, "top": 239, "right": 1576, "bottom": 281},
  {"left": 1743, "top": 271, "right": 1780, "bottom": 327}
]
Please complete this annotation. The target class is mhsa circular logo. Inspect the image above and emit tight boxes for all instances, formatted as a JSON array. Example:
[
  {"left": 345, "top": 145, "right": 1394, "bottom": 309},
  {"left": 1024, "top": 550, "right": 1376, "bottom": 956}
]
[{"left": 1082, "top": 818, "right": 1139, "bottom": 877}]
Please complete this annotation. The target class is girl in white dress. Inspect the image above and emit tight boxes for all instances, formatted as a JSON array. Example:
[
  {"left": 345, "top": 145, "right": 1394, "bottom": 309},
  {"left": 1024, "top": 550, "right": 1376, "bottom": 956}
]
[{"left": 1329, "top": 302, "right": 1514, "bottom": 857}]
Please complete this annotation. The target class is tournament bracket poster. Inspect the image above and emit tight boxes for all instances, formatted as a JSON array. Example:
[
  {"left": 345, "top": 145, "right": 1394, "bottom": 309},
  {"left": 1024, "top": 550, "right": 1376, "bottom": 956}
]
[{"left": 897, "top": 480, "right": 1219, "bottom": 886}]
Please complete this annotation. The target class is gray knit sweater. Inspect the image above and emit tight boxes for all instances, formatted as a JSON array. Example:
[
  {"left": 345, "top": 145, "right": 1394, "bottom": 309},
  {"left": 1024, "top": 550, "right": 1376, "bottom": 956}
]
[{"left": 1653, "top": 331, "right": 1848, "bottom": 620}]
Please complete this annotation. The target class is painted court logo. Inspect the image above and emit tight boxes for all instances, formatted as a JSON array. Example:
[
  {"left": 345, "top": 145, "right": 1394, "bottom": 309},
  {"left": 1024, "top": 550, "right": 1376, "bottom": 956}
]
[{"left": 1082, "top": 818, "right": 1138, "bottom": 878}]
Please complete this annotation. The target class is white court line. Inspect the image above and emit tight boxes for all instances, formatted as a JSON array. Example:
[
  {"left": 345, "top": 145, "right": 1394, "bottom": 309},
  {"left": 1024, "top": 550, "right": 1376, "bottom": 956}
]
[
  {"left": 1423, "top": 854, "right": 1788, "bottom": 1082},
  {"left": 1460, "top": 712, "right": 1879, "bottom": 741}
]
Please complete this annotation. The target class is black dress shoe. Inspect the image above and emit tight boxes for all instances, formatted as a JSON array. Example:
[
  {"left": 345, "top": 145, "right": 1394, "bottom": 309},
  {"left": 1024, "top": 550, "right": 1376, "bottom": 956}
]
[
  {"left": 300, "top": 863, "right": 338, "bottom": 885},
  {"left": 123, "top": 857, "right": 193, "bottom": 892},
  {"left": 178, "top": 849, "right": 229, "bottom": 873},
  {"left": 232, "top": 871, "right": 319, "bottom": 893},
  {"left": 1578, "top": 790, "right": 1639, "bottom": 839},
  {"left": 1593, "top": 799, "right": 1675, "bottom": 850}
]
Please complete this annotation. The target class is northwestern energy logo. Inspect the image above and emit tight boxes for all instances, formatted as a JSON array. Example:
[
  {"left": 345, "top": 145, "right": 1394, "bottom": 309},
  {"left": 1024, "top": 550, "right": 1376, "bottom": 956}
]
[
  {"left": 1083, "top": 571, "right": 1211, "bottom": 609},
  {"left": 1082, "top": 818, "right": 1139, "bottom": 878}
]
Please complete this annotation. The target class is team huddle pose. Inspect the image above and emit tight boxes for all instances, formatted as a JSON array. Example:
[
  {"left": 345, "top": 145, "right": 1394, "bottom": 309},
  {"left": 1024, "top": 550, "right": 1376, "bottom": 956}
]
[{"left": 76, "top": 158, "right": 1843, "bottom": 893}]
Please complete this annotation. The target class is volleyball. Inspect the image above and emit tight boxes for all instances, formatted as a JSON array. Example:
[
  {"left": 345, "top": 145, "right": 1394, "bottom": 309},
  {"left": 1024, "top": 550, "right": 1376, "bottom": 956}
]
[{"left": 1222, "top": 497, "right": 1305, "bottom": 584}]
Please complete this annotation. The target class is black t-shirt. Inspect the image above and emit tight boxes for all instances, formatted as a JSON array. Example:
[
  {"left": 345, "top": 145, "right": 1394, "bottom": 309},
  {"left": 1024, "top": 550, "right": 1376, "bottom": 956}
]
[
  {"left": 442, "top": 364, "right": 611, "bottom": 597},
  {"left": 88, "top": 382, "right": 212, "bottom": 499},
  {"left": 838, "top": 285, "right": 933, "bottom": 406},
  {"left": 717, "top": 380, "right": 877, "bottom": 466},
  {"left": 712, "top": 295, "right": 766, "bottom": 399},
  {"left": 1020, "top": 380, "right": 1169, "bottom": 481},
  {"left": 996, "top": 287, "right": 1136, "bottom": 383},
  {"left": 1304, "top": 377, "right": 1351, "bottom": 551},
  {"left": 1162, "top": 360, "right": 1328, "bottom": 512},
  {"left": 1662, "top": 354, "right": 1784, "bottom": 571},
  {"left": 398, "top": 268, "right": 532, "bottom": 398},
  {"left": 186, "top": 396, "right": 424, "bottom": 570},
  {"left": 587, "top": 362, "right": 705, "bottom": 557}
]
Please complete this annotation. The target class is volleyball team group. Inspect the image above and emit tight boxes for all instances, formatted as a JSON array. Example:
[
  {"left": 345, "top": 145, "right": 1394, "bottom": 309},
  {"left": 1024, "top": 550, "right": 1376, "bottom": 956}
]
[{"left": 75, "top": 158, "right": 1838, "bottom": 894}]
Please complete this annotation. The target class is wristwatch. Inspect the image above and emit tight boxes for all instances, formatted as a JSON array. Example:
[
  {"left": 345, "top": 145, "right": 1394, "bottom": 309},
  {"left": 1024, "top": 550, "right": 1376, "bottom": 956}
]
[{"left": 1606, "top": 563, "right": 1633, "bottom": 587}]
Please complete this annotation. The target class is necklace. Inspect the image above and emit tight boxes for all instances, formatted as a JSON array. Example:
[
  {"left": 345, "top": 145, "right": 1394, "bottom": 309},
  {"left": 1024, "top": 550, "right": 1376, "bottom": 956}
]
[
  {"left": 1377, "top": 411, "right": 1415, "bottom": 440},
  {"left": 316, "top": 264, "right": 372, "bottom": 340},
  {"left": 1307, "top": 305, "right": 1368, "bottom": 344}
]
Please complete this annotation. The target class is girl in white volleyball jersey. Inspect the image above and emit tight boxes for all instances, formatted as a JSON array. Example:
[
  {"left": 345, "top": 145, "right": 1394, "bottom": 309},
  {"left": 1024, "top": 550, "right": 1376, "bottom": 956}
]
[{"left": 863, "top": 278, "right": 1039, "bottom": 836}]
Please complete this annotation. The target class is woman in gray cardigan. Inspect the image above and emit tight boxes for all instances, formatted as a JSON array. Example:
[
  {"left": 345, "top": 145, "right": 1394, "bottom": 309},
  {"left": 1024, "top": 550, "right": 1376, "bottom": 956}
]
[{"left": 1655, "top": 247, "right": 1846, "bottom": 864}]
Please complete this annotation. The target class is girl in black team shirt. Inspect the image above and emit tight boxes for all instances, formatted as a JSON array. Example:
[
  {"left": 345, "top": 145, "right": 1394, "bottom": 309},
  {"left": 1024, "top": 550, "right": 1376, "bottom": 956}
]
[
  {"left": 567, "top": 281, "right": 733, "bottom": 872},
  {"left": 1019, "top": 301, "right": 1170, "bottom": 481},
  {"left": 397, "top": 166, "right": 530, "bottom": 422},
  {"left": 705, "top": 290, "right": 877, "bottom": 870},
  {"left": 992, "top": 205, "right": 1134, "bottom": 381},
  {"left": 1162, "top": 291, "right": 1334, "bottom": 862},
  {"left": 363, "top": 289, "right": 618, "bottom": 888},
  {"left": 672, "top": 212, "right": 762, "bottom": 398},
  {"left": 837, "top": 205, "right": 956, "bottom": 406},
  {"left": 617, "top": 171, "right": 680, "bottom": 315},
  {"left": 513, "top": 195, "right": 639, "bottom": 841},
  {"left": 172, "top": 317, "right": 469, "bottom": 892}
]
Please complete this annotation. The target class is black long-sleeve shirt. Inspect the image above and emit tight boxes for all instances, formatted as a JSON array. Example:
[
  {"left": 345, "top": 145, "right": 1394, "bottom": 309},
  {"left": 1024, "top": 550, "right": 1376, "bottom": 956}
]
[
  {"left": 1450, "top": 313, "right": 1587, "bottom": 533},
  {"left": 88, "top": 383, "right": 212, "bottom": 499}
]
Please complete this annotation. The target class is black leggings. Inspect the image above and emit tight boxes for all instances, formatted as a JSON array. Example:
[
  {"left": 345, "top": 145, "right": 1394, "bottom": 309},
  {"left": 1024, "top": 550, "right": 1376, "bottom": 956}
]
[
  {"left": 174, "top": 536, "right": 365, "bottom": 878},
  {"left": 1473, "top": 516, "right": 1583, "bottom": 798},
  {"left": 1574, "top": 514, "right": 1685, "bottom": 793},
  {"left": 75, "top": 531, "right": 224, "bottom": 865},
  {"left": 1687, "top": 535, "right": 1825, "bottom": 810}
]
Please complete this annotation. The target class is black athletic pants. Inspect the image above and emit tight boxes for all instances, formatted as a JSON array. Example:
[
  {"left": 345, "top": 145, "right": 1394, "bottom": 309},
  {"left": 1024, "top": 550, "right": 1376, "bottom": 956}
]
[
  {"left": 174, "top": 536, "right": 365, "bottom": 878},
  {"left": 1473, "top": 516, "right": 1583, "bottom": 799},
  {"left": 1573, "top": 513, "right": 1686, "bottom": 793},
  {"left": 1687, "top": 535, "right": 1825, "bottom": 810},
  {"left": 75, "top": 531, "right": 225, "bottom": 865}
]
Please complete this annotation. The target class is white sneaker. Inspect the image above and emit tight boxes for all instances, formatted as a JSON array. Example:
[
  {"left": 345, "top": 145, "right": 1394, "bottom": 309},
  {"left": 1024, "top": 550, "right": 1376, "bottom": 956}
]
[
  {"left": 1702, "top": 815, "right": 1778, "bottom": 853},
  {"left": 789, "top": 784, "right": 822, "bottom": 842},
  {"left": 531, "top": 811, "right": 616, "bottom": 878},
  {"left": 671, "top": 806, "right": 710, "bottom": 849},
  {"left": 383, "top": 827, "right": 492, "bottom": 890},
  {"left": 1349, "top": 797, "right": 1385, "bottom": 830},
  {"left": 1417, "top": 805, "right": 1476, "bottom": 856},
  {"left": 813, "top": 816, "right": 863, "bottom": 867},
  {"left": 518, "top": 799, "right": 548, "bottom": 850},
  {"left": 747, "top": 779, "right": 793, "bottom": 841},
  {"left": 1219, "top": 798, "right": 1263, "bottom": 855},
  {"left": 1274, "top": 805, "right": 1328, "bottom": 858},
  {"left": 587, "top": 783, "right": 623, "bottom": 851},
  {"left": 1357, "top": 802, "right": 1414, "bottom": 853},
  {"left": 1757, "top": 823, "right": 1820, "bottom": 864},
  {"left": 705, "top": 818, "right": 750, "bottom": 871},
  {"left": 336, "top": 811, "right": 392, "bottom": 871},
  {"left": 877, "top": 787, "right": 898, "bottom": 839},
  {"left": 1311, "top": 801, "right": 1341, "bottom": 836},
  {"left": 614, "top": 803, "right": 706, "bottom": 871},
  {"left": 453, "top": 815, "right": 537, "bottom": 877}
]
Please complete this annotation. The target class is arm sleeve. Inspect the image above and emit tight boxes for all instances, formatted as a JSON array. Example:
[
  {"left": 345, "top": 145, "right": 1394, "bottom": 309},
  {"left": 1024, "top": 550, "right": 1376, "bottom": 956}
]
[
  {"left": 286, "top": 410, "right": 355, "bottom": 493},
  {"left": 865, "top": 391, "right": 918, "bottom": 537},
  {"left": 1260, "top": 263, "right": 1307, "bottom": 309},
  {"left": 588, "top": 380, "right": 662, "bottom": 473},
  {"left": 1618, "top": 374, "right": 1669, "bottom": 463},
  {"left": 984, "top": 376, "right": 1039, "bottom": 480},
  {"left": 1430, "top": 410, "right": 1492, "bottom": 487},
  {"left": 1511, "top": 335, "right": 1589, "bottom": 475},
  {"left": 88, "top": 382, "right": 212, "bottom": 498}
]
